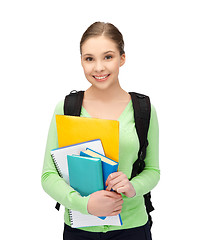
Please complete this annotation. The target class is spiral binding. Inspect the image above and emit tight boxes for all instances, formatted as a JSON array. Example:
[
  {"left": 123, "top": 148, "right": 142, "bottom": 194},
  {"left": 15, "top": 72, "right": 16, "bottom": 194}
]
[
  {"left": 51, "top": 153, "right": 63, "bottom": 178},
  {"left": 69, "top": 209, "right": 73, "bottom": 226}
]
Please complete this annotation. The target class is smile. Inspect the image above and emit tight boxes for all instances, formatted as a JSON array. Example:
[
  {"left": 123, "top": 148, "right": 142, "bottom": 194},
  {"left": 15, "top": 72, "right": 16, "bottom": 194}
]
[{"left": 93, "top": 74, "right": 110, "bottom": 81}]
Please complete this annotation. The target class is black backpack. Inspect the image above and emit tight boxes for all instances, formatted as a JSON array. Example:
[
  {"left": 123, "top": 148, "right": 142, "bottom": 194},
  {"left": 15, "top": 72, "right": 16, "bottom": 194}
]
[{"left": 56, "top": 90, "right": 154, "bottom": 228}]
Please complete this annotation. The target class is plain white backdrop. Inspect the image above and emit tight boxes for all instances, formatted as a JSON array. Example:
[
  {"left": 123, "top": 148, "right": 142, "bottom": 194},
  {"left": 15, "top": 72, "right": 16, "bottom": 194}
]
[{"left": 0, "top": 0, "right": 206, "bottom": 239}]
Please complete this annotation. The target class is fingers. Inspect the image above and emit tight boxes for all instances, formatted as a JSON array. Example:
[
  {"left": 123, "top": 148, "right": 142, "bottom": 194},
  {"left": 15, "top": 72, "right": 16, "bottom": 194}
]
[
  {"left": 105, "top": 190, "right": 123, "bottom": 205},
  {"left": 107, "top": 202, "right": 123, "bottom": 216},
  {"left": 108, "top": 208, "right": 122, "bottom": 216},
  {"left": 105, "top": 172, "right": 123, "bottom": 186},
  {"left": 110, "top": 181, "right": 127, "bottom": 193},
  {"left": 107, "top": 199, "right": 123, "bottom": 216},
  {"left": 104, "top": 191, "right": 124, "bottom": 216},
  {"left": 104, "top": 190, "right": 122, "bottom": 199},
  {"left": 113, "top": 197, "right": 124, "bottom": 206},
  {"left": 114, "top": 186, "right": 125, "bottom": 194},
  {"left": 113, "top": 204, "right": 123, "bottom": 212},
  {"left": 106, "top": 172, "right": 128, "bottom": 192}
]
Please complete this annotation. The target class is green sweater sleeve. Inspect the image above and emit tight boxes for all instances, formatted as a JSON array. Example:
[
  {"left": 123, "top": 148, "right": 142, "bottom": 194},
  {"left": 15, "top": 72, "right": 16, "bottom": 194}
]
[
  {"left": 130, "top": 105, "right": 160, "bottom": 196},
  {"left": 41, "top": 101, "right": 90, "bottom": 214}
]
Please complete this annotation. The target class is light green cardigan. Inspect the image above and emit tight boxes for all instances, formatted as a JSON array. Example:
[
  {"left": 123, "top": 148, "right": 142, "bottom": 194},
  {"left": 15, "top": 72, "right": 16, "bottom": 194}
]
[{"left": 41, "top": 99, "right": 160, "bottom": 233}]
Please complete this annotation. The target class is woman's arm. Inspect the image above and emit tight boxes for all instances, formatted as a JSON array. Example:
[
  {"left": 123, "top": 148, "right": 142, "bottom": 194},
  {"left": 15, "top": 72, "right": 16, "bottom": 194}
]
[
  {"left": 106, "top": 105, "right": 160, "bottom": 197},
  {"left": 130, "top": 104, "right": 160, "bottom": 196},
  {"left": 41, "top": 101, "right": 90, "bottom": 214}
]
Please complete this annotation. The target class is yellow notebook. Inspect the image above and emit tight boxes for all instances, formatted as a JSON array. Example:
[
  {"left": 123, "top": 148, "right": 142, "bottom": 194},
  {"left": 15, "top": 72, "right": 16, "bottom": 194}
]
[{"left": 56, "top": 115, "right": 119, "bottom": 162}]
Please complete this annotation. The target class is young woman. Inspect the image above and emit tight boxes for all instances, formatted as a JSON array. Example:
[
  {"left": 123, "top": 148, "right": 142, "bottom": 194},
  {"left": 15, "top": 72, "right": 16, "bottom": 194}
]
[{"left": 42, "top": 22, "right": 160, "bottom": 240}]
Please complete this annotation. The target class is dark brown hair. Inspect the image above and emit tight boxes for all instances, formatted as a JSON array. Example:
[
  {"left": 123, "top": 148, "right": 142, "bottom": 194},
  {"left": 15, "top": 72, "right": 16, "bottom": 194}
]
[{"left": 80, "top": 22, "right": 125, "bottom": 56}]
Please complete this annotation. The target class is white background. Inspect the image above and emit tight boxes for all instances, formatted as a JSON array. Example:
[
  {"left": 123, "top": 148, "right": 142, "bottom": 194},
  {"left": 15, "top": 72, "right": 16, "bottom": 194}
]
[{"left": 1, "top": 0, "right": 206, "bottom": 239}]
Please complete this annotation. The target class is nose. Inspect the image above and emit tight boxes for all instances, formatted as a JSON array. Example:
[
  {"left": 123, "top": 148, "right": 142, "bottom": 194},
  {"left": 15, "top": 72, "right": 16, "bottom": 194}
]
[{"left": 94, "top": 60, "right": 105, "bottom": 72}]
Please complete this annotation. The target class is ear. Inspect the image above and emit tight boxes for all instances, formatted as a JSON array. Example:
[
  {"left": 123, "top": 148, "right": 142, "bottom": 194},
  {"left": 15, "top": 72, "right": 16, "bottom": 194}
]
[{"left": 120, "top": 53, "right": 126, "bottom": 67}]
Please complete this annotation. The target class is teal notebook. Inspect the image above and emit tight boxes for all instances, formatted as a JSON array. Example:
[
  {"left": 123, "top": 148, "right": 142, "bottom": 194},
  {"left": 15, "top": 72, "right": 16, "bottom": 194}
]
[
  {"left": 67, "top": 154, "right": 107, "bottom": 221},
  {"left": 67, "top": 155, "right": 104, "bottom": 196},
  {"left": 80, "top": 148, "right": 119, "bottom": 189}
]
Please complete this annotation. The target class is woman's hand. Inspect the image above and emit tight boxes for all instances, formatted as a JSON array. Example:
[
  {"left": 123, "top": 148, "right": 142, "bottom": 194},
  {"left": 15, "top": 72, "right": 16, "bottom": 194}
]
[
  {"left": 87, "top": 190, "right": 123, "bottom": 217},
  {"left": 106, "top": 172, "right": 136, "bottom": 198}
]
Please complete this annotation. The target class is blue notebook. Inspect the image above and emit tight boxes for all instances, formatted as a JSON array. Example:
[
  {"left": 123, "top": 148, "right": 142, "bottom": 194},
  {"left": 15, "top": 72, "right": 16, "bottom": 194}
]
[{"left": 80, "top": 148, "right": 119, "bottom": 189}]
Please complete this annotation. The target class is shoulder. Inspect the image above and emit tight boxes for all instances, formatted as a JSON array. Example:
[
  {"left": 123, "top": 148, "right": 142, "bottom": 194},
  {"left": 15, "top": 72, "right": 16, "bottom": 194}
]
[
  {"left": 151, "top": 104, "right": 157, "bottom": 117},
  {"left": 151, "top": 104, "right": 157, "bottom": 118},
  {"left": 149, "top": 103, "right": 159, "bottom": 130},
  {"left": 53, "top": 99, "right": 64, "bottom": 115}
]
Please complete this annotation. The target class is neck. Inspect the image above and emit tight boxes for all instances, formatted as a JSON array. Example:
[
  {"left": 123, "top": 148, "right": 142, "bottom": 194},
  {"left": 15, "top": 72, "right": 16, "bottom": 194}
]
[{"left": 85, "top": 81, "right": 128, "bottom": 103}]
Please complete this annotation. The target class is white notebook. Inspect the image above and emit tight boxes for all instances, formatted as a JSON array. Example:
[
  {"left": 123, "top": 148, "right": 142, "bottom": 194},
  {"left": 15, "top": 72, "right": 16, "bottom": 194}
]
[{"left": 69, "top": 210, "right": 122, "bottom": 228}]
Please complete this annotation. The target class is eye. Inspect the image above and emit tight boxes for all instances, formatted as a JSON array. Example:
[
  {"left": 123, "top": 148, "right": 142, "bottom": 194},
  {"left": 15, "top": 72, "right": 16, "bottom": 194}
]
[
  {"left": 85, "top": 57, "right": 93, "bottom": 62},
  {"left": 105, "top": 55, "right": 112, "bottom": 60}
]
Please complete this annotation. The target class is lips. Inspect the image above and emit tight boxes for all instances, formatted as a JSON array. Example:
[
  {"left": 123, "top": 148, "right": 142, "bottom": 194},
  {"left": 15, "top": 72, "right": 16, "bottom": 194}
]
[{"left": 93, "top": 74, "right": 110, "bottom": 81}]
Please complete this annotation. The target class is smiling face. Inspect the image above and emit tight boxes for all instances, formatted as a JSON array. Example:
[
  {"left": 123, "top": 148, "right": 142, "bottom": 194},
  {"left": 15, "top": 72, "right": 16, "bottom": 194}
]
[{"left": 81, "top": 36, "right": 126, "bottom": 91}]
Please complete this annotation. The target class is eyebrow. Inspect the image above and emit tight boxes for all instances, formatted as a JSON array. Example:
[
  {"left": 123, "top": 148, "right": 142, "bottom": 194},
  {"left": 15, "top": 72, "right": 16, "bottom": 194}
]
[
  {"left": 104, "top": 51, "right": 115, "bottom": 54},
  {"left": 82, "top": 50, "right": 115, "bottom": 57}
]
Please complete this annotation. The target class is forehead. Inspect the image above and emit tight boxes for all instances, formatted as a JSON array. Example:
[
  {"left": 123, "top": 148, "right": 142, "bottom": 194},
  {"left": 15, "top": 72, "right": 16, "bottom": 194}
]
[{"left": 81, "top": 36, "right": 118, "bottom": 55}]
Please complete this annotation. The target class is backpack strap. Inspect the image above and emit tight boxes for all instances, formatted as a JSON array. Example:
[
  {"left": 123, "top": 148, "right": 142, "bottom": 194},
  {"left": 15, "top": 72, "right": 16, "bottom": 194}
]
[
  {"left": 129, "top": 92, "right": 154, "bottom": 228},
  {"left": 129, "top": 92, "right": 151, "bottom": 179},
  {"left": 64, "top": 90, "right": 85, "bottom": 116},
  {"left": 55, "top": 90, "right": 85, "bottom": 211}
]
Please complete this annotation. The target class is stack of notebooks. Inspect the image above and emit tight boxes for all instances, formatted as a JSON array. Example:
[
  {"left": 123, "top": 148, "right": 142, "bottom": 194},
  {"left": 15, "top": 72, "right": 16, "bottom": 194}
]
[
  {"left": 51, "top": 139, "right": 122, "bottom": 228},
  {"left": 50, "top": 115, "right": 122, "bottom": 228}
]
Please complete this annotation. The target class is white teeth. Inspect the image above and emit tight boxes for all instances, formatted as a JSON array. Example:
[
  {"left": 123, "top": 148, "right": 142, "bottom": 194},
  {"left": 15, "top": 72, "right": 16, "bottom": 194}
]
[{"left": 94, "top": 74, "right": 109, "bottom": 80}]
